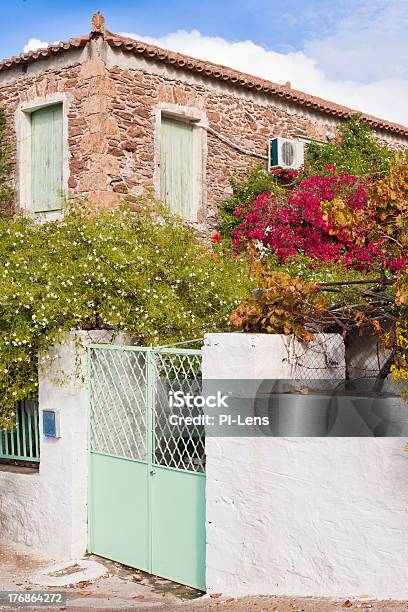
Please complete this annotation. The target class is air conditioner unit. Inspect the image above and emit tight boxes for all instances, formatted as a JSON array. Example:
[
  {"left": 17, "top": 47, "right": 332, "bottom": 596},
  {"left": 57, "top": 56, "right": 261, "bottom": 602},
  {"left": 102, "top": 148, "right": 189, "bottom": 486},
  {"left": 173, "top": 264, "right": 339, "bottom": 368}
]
[{"left": 268, "top": 137, "right": 304, "bottom": 170}]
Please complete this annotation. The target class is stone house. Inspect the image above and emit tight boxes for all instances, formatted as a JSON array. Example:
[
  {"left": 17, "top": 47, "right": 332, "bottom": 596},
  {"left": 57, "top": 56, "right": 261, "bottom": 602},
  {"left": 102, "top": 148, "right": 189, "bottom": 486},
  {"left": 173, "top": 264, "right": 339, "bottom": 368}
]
[{"left": 1, "top": 12, "right": 408, "bottom": 229}]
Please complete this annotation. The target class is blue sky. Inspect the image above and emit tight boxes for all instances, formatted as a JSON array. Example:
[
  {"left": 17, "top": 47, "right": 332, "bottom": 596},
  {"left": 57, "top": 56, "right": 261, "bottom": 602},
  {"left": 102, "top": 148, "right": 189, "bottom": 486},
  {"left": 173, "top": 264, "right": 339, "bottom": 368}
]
[
  {"left": 1, "top": 0, "right": 408, "bottom": 124},
  {"left": 0, "top": 0, "right": 345, "bottom": 58}
]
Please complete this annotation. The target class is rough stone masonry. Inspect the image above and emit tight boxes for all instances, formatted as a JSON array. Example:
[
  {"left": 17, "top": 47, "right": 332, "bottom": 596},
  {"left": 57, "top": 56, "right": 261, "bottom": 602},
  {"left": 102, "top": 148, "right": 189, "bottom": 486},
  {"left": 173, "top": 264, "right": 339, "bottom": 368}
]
[{"left": 1, "top": 13, "right": 408, "bottom": 230}]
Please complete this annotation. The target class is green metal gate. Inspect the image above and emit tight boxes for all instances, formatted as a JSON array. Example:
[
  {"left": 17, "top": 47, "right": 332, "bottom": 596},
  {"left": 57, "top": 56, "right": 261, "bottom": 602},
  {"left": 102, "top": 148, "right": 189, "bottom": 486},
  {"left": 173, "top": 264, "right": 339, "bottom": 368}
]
[{"left": 88, "top": 345, "right": 205, "bottom": 590}]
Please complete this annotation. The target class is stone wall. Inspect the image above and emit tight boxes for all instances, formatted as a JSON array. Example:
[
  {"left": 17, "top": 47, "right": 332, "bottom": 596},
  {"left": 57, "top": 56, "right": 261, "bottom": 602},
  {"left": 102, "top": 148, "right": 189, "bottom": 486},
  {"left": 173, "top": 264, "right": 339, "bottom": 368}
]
[
  {"left": 103, "top": 44, "right": 408, "bottom": 230},
  {"left": 0, "top": 39, "right": 122, "bottom": 212},
  {"left": 1, "top": 37, "right": 408, "bottom": 228},
  {"left": 0, "top": 61, "right": 80, "bottom": 213},
  {"left": 105, "top": 60, "right": 322, "bottom": 230}
]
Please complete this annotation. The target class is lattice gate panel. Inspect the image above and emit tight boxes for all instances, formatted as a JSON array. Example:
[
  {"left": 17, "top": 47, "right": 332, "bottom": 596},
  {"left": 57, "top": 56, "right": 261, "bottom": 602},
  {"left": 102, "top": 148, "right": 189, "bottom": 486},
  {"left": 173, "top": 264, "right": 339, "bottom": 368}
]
[
  {"left": 89, "top": 348, "right": 147, "bottom": 461},
  {"left": 153, "top": 351, "right": 204, "bottom": 473}
]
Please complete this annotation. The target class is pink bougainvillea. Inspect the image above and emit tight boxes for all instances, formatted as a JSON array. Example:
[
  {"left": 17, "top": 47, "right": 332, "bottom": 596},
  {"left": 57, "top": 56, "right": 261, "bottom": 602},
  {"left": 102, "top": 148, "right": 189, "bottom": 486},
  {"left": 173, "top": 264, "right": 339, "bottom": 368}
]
[{"left": 231, "top": 172, "right": 404, "bottom": 271}]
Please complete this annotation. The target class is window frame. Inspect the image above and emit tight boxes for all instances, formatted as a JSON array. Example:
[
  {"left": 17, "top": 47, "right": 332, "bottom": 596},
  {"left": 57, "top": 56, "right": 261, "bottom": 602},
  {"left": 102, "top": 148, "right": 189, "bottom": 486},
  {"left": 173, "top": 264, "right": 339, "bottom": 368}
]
[
  {"left": 16, "top": 93, "right": 71, "bottom": 217},
  {"left": 154, "top": 103, "right": 207, "bottom": 223}
]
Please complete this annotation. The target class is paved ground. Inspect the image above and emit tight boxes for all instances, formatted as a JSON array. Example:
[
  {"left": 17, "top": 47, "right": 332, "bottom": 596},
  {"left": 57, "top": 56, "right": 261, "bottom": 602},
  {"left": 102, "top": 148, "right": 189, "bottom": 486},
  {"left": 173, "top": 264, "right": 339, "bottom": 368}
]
[
  {"left": 0, "top": 546, "right": 194, "bottom": 609},
  {"left": 1, "top": 546, "right": 408, "bottom": 611}
]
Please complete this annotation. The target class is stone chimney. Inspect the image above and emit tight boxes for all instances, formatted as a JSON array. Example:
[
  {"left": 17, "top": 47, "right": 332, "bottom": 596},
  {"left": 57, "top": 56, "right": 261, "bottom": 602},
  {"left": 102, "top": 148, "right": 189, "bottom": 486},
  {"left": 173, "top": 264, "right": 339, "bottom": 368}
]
[{"left": 91, "top": 11, "right": 105, "bottom": 34}]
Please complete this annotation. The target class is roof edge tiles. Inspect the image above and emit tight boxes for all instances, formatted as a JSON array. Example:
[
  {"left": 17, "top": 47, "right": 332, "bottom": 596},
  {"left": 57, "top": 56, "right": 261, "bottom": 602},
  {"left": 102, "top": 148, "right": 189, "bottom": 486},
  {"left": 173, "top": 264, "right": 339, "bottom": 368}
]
[{"left": 0, "top": 21, "right": 407, "bottom": 138}]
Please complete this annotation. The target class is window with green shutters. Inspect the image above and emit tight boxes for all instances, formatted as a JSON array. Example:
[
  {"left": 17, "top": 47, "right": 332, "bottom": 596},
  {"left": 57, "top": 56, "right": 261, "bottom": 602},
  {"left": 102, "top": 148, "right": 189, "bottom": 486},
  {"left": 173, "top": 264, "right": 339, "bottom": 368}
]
[
  {"left": 160, "top": 116, "right": 195, "bottom": 220},
  {"left": 30, "top": 104, "right": 63, "bottom": 213}
]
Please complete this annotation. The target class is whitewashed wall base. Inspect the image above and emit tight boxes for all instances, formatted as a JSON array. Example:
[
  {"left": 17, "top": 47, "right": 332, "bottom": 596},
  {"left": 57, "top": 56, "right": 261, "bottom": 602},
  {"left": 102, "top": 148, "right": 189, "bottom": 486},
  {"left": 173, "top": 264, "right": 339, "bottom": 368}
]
[
  {"left": 203, "top": 333, "right": 408, "bottom": 599},
  {"left": 0, "top": 330, "right": 118, "bottom": 559}
]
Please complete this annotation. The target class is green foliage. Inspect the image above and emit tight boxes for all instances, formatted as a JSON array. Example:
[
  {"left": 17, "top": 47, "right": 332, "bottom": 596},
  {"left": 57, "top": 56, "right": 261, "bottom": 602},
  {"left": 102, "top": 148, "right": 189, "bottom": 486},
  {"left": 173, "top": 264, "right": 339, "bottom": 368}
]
[
  {"left": 265, "top": 252, "right": 366, "bottom": 283},
  {"left": 218, "top": 164, "right": 282, "bottom": 239},
  {"left": 0, "top": 106, "right": 13, "bottom": 213},
  {"left": 391, "top": 271, "right": 408, "bottom": 400},
  {"left": 0, "top": 199, "right": 253, "bottom": 428},
  {"left": 305, "top": 114, "right": 393, "bottom": 176},
  {"left": 256, "top": 252, "right": 374, "bottom": 308}
]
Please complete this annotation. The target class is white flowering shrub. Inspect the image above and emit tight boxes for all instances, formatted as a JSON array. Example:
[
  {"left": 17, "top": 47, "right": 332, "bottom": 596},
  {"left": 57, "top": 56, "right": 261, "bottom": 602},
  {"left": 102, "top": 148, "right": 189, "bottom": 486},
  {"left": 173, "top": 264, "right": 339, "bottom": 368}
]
[{"left": 0, "top": 198, "right": 253, "bottom": 428}]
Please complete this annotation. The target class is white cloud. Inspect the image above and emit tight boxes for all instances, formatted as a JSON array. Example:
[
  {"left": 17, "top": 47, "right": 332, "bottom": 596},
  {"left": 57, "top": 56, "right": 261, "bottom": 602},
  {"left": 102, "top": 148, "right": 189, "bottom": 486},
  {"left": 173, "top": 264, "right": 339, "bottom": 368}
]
[
  {"left": 305, "top": 0, "right": 408, "bottom": 82},
  {"left": 119, "top": 29, "right": 408, "bottom": 126},
  {"left": 23, "top": 38, "right": 49, "bottom": 53}
]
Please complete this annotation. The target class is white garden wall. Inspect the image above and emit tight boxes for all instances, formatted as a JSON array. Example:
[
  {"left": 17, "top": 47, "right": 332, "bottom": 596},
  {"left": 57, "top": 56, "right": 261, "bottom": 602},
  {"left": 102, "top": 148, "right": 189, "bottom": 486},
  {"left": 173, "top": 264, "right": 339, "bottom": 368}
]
[
  {"left": 0, "top": 331, "right": 116, "bottom": 559},
  {"left": 203, "top": 332, "right": 408, "bottom": 599}
]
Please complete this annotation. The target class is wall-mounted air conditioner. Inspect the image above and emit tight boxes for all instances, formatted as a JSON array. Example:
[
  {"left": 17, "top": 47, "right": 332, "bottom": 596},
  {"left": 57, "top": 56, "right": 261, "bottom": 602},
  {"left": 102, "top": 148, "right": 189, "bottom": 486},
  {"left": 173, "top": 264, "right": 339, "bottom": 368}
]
[{"left": 268, "top": 137, "right": 304, "bottom": 170}]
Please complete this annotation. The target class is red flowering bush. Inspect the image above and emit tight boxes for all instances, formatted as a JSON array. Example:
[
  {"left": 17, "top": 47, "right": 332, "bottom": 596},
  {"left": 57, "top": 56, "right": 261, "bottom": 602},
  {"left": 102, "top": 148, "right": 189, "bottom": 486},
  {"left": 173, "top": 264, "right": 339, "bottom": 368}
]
[
  {"left": 227, "top": 120, "right": 406, "bottom": 390},
  {"left": 231, "top": 170, "right": 405, "bottom": 272}
]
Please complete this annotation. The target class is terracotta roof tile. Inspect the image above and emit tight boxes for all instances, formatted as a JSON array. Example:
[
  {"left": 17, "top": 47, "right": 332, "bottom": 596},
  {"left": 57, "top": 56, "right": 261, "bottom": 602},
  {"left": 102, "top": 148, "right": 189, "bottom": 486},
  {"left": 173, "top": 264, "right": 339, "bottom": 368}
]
[{"left": 0, "top": 36, "right": 89, "bottom": 72}]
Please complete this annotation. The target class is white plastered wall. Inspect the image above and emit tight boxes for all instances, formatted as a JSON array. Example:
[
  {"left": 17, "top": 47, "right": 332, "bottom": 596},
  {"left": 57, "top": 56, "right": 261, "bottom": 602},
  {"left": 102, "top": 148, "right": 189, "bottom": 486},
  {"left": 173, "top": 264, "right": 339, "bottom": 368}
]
[
  {"left": 203, "top": 332, "right": 408, "bottom": 599},
  {"left": 0, "top": 330, "right": 116, "bottom": 559}
]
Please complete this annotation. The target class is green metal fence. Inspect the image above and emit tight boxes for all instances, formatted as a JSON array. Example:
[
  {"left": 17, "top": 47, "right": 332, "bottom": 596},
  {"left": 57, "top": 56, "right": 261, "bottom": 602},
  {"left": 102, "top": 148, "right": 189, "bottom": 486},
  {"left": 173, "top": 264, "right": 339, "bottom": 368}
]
[{"left": 0, "top": 399, "right": 40, "bottom": 464}]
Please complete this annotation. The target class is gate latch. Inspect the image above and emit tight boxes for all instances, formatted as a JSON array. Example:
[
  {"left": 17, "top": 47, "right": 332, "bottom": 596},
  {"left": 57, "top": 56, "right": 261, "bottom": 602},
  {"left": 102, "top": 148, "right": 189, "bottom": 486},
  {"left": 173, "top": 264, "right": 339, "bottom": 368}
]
[{"left": 150, "top": 469, "right": 156, "bottom": 476}]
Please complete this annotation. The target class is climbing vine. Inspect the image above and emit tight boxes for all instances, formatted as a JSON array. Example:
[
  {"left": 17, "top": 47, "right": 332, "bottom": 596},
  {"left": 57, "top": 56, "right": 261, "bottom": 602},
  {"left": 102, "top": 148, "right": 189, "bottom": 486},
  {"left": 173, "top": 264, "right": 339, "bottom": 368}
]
[
  {"left": 0, "top": 106, "right": 13, "bottom": 215},
  {"left": 0, "top": 199, "right": 253, "bottom": 428},
  {"left": 305, "top": 114, "right": 393, "bottom": 176}
]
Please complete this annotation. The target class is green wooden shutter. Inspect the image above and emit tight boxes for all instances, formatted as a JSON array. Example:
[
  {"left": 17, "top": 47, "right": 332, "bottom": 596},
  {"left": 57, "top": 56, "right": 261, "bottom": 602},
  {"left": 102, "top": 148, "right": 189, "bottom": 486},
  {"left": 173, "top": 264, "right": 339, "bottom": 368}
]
[
  {"left": 160, "top": 116, "right": 194, "bottom": 219},
  {"left": 31, "top": 104, "right": 63, "bottom": 212}
]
